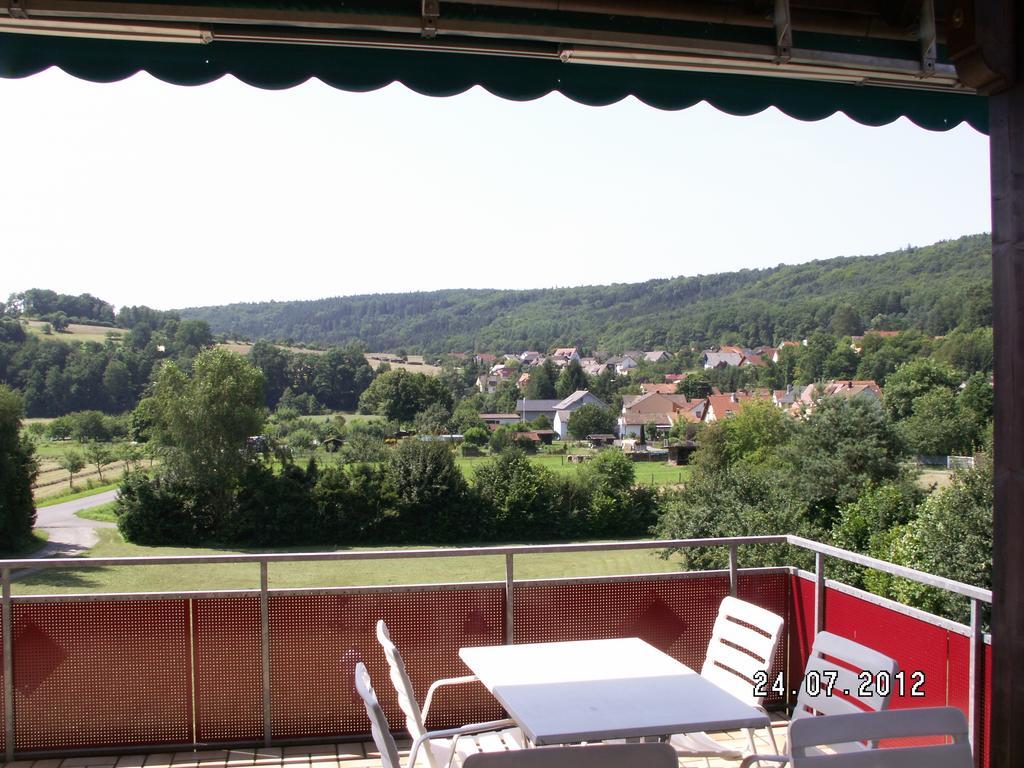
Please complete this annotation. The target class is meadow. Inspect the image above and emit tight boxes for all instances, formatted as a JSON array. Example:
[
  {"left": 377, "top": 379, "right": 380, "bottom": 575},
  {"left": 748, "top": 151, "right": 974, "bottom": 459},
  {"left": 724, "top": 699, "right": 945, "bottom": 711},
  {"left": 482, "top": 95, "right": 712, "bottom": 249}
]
[
  {"left": 11, "top": 527, "right": 686, "bottom": 596},
  {"left": 23, "top": 320, "right": 126, "bottom": 344}
]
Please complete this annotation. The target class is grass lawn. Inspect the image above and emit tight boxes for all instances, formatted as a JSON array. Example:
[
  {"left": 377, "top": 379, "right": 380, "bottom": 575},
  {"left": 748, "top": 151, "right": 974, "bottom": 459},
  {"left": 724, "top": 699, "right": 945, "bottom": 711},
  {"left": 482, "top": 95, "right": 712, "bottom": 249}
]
[
  {"left": 75, "top": 501, "right": 118, "bottom": 523},
  {"left": 24, "top": 320, "right": 126, "bottom": 344},
  {"left": 11, "top": 528, "right": 686, "bottom": 596},
  {"left": 456, "top": 454, "right": 691, "bottom": 486},
  {"left": 36, "top": 480, "right": 121, "bottom": 507}
]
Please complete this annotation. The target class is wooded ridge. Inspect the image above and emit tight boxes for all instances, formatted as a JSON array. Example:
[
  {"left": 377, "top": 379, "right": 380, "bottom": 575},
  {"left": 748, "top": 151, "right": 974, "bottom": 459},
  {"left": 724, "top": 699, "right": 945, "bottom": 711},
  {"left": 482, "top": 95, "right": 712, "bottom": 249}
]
[{"left": 180, "top": 234, "right": 991, "bottom": 353}]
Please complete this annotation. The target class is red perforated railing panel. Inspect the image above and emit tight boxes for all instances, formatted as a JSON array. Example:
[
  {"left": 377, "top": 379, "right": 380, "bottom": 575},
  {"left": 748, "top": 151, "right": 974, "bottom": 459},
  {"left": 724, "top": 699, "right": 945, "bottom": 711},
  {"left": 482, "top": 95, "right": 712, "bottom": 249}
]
[
  {"left": 514, "top": 575, "right": 730, "bottom": 671},
  {"left": 737, "top": 572, "right": 791, "bottom": 708},
  {"left": 267, "top": 587, "right": 506, "bottom": 740},
  {"left": 12, "top": 600, "right": 192, "bottom": 751},
  {"left": 787, "top": 574, "right": 816, "bottom": 711},
  {"left": 982, "top": 641, "right": 992, "bottom": 768},
  {"left": 514, "top": 573, "right": 792, "bottom": 707},
  {"left": 824, "top": 588, "right": 949, "bottom": 714},
  {"left": 193, "top": 596, "right": 264, "bottom": 743}
]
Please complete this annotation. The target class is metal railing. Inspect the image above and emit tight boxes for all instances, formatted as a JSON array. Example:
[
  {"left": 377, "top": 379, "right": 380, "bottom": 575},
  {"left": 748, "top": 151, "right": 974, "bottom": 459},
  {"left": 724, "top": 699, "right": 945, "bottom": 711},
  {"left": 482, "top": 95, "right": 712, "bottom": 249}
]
[{"left": 0, "top": 534, "right": 993, "bottom": 763}]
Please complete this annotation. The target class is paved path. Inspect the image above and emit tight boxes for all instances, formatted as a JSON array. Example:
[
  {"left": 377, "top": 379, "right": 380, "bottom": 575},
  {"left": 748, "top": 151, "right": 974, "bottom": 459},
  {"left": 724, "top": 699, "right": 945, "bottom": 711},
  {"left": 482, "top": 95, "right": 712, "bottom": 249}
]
[{"left": 32, "top": 489, "right": 119, "bottom": 559}]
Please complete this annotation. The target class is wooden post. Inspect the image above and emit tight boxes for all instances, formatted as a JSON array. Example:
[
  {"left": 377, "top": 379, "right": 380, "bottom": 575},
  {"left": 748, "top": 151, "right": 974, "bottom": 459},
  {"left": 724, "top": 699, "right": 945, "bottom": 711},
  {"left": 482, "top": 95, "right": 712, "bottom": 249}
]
[{"left": 990, "top": 72, "right": 1024, "bottom": 768}]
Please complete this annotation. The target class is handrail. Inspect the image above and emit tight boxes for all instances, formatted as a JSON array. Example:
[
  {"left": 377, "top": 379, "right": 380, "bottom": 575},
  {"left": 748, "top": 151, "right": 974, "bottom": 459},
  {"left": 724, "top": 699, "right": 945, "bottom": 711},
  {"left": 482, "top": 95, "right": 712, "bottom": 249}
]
[
  {"left": 0, "top": 535, "right": 789, "bottom": 569},
  {"left": 785, "top": 535, "right": 992, "bottom": 604},
  {"left": 0, "top": 534, "right": 989, "bottom": 604}
]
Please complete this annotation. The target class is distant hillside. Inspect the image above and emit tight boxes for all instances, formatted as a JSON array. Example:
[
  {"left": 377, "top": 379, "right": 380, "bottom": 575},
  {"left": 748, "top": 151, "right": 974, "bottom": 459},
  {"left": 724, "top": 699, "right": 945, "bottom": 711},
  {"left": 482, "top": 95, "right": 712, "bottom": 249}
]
[{"left": 182, "top": 234, "right": 991, "bottom": 353}]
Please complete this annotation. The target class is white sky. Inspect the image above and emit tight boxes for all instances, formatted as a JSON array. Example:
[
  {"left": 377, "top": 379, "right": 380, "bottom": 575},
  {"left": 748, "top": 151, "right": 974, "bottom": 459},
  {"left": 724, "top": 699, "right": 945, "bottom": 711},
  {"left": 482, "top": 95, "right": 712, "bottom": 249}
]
[{"left": 0, "top": 67, "right": 991, "bottom": 311}]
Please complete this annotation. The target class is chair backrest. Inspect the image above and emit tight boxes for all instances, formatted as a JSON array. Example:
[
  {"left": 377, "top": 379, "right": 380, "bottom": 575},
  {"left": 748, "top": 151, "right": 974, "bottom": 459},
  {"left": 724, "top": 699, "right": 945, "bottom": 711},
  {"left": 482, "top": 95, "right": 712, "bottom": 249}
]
[
  {"left": 376, "top": 621, "right": 433, "bottom": 760},
  {"left": 788, "top": 706, "right": 972, "bottom": 768},
  {"left": 354, "top": 661, "right": 403, "bottom": 768},
  {"left": 792, "top": 631, "right": 900, "bottom": 753},
  {"left": 462, "top": 743, "right": 678, "bottom": 768},
  {"left": 700, "top": 596, "right": 785, "bottom": 706}
]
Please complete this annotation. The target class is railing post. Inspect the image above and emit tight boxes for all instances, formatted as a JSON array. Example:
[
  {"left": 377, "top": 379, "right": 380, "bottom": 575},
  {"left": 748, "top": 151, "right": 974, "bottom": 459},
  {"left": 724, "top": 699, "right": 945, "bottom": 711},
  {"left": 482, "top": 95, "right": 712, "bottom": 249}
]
[
  {"left": 505, "top": 553, "right": 514, "bottom": 645},
  {"left": 969, "top": 599, "right": 984, "bottom": 764},
  {"left": 3, "top": 567, "right": 13, "bottom": 762},
  {"left": 728, "top": 544, "right": 738, "bottom": 597},
  {"left": 259, "top": 561, "right": 272, "bottom": 747},
  {"left": 814, "top": 552, "right": 825, "bottom": 635}
]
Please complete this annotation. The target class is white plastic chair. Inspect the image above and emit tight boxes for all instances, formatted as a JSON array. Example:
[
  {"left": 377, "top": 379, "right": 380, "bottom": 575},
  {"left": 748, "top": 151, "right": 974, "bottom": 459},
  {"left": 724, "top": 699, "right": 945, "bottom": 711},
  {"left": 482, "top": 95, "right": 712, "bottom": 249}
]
[
  {"left": 670, "top": 596, "right": 785, "bottom": 761},
  {"left": 737, "top": 630, "right": 900, "bottom": 766},
  {"left": 739, "top": 706, "right": 972, "bottom": 767},
  {"left": 463, "top": 743, "right": 679, "bottom": 768},
  {"left": 376, "top": 620, "right": 525, "bottom": 768},
  {"left": 355, "top": 661, "right": 519, "bottom": 768}
]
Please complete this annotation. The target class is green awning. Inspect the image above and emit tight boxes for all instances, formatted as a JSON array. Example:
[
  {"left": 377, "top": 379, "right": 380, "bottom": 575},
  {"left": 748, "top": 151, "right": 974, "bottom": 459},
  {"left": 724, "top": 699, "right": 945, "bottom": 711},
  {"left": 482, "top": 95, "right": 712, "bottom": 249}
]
[{"left": 0, "top": 0, "right": 989, "bottom": 133}]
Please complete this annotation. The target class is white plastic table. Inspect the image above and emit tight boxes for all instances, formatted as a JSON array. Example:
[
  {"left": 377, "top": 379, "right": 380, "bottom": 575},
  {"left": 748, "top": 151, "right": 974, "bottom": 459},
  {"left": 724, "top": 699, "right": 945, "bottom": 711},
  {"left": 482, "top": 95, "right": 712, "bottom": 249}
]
[{"left": 459, "top": 637, "right": 769, "bottom": 746}]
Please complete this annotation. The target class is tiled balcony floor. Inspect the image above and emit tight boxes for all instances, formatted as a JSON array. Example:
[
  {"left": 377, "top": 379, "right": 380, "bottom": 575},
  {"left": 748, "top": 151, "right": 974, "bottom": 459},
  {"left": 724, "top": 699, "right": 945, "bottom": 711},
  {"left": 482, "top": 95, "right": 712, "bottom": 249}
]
[{"left": 0, "top": 717, "right": 788, "bottom": 768}]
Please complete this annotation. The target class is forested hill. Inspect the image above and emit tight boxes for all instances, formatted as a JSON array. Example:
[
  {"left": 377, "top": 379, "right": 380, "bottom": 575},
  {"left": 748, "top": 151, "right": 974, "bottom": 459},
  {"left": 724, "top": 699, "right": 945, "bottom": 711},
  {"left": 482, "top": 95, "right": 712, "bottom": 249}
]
[{"left": 182, "top": 234, "right": 991, "bottom": 353}]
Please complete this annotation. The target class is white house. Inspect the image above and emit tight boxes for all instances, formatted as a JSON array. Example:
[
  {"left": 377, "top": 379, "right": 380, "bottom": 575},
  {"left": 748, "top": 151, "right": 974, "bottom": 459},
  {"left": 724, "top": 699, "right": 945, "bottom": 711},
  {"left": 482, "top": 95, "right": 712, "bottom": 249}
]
[{"left": 549, "top": 390, "right": 607, "bottom": 439}]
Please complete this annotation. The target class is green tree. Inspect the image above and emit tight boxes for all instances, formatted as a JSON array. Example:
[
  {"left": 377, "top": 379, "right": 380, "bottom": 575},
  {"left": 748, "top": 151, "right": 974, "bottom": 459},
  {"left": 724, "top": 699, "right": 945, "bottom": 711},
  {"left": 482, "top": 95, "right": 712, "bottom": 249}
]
[
  {"left": 0, "top": 386, "right": 38, "bottom": 549},
  {"left": 525, "top": 360, "right": 557, "bottom": 399},
  {"left": 680, "top": 376, "right": 713, "bottom": 399},
  {"left": 896, "top": 389, "right": 979, "bottom": 456},
  {"left": 886, "top": 459, "right": 992, "bottom": 623},
  {"left": 413, "top": 402, "right": 451, "bottom": 435},
  {"left": 84, "top": 442, "right": 114, "bottom": 482},
  {"left": 692, "top": 400, "right": 795, "bottom": 474},
  {"left": 473, "top": 449, "right": 559, "bottom": 540},
  {"left": 385, "top": 439, "right": 469, "bottom": 541},
  {"left": 58, "top": 449, "right": 86, "bottom": 489},
  {"left": 147, "top": 347, "right": 266, "bottom": 491},
  {"left": 358, "top": 369, "right": 453, "bottom": 425},
  {"left": 567, "top": 403, "right": 616, "bottom": 439},
  {"left": 555, "top": 359, "right": 589, "bottom": 399},
  {"left": 657, "top": 464, "right": 816, "bottom": 570},
  {"left": 830, "top": 304, "right": 864, "bottom": 337},
  {"left": 882, "top": 358, "right": 961, "bottom": 422},
  {"left": 786, "top": 397, "right": 904, "bottom": 528},
  {"left": 463, "top": 426, "right": 490, "bottom": 447}
]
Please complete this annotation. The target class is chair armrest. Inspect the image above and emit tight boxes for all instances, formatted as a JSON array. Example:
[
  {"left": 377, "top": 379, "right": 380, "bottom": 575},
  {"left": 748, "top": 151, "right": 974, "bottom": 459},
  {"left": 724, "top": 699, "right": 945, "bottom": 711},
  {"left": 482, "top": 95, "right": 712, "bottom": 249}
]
[
  {"left": 739, "top": 756, "right": 790, "bottom": 768},
  {"left": 422, "top": 675, "right": 480, "bottom": 720},
  {"left": 406, "top": 719, "right": 518, "bottom": 768}
]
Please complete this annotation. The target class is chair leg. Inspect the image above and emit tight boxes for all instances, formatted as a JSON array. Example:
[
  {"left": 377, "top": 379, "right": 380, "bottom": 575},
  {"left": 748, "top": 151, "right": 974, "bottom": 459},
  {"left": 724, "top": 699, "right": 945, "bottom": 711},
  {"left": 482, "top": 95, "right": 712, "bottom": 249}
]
[
  {"left": 765, "top": 719, "right": 781, "bottom": 754},
  {"left": 745, "top": 729, "right": 760, "bottom": 768}
]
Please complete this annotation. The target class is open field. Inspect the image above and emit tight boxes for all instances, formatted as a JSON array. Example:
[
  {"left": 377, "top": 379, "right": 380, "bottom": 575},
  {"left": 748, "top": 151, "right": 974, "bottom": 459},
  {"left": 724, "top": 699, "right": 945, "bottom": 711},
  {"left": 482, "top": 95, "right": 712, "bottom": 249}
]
[
  {"left": 365, "top": 354, "right": 442, "bottom": 375},
  {"left": 918, "top": 469, "right": 955, "bottom": 490},
  {"left": 37, "top": 481, "right": 122, "bottom": 507},
  {"left": 32, "top": 445, "right": 135, "bottom": 499},
  {"left": 10, "top": 528, "right": 687, "bottom": 596},
  {"left": 217, "top": 341, "right": 326, "bottom": 356},
  {"left": 24, "top": 319, "right": 126, "bottom": 344}
]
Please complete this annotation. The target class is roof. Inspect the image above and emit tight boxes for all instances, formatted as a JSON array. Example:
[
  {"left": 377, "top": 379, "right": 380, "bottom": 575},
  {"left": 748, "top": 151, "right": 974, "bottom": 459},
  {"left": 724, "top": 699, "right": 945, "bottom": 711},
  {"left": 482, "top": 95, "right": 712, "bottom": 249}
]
[
  {"left": 516, "top": 399, "right": 561, "bottom": 411},
  {"left": 619, "top": 411, "right": 676, "bottom": 426},
  {"left": 553, "top": 390, "right": 602, "bottom": 410},
  {"left": 707, "top": 393, "right": 751, "bottom": 418},
  {"left": 703, "top": 351, "right": 745, "bottom": 367},
  {"left": 479, "top": 413, "right": 519, "bottom": 420},
  {"left": 552, "top": 347, "right": 578, "bottom": 357},
  {"left": 640, "top": 382, "right": 679, "bottom": 395}
]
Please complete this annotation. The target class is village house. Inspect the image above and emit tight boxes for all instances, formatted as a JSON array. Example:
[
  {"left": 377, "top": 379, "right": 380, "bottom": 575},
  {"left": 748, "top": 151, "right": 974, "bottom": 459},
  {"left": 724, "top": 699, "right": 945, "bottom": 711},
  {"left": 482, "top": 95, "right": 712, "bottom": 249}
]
[
  {"left": 618, "top": 392, "right": 704, "bottom": 438},
  {"left": 639, "top": 382, "right": 679, "bottom": 395},
  {"left": 551, "top": 390, "right": 607, "bottom": 439},
  {"left": 605, "top": 354, "right": 639, "bottom": 374},
  {"left": 550, "top": 347, "right": 580, "bottom": 366},
  {"left": 704, "top": 392, "right": 756, "bottom": 422},
  {"left": 643, "top": 351, "right": 672, "bottom": 363},
  {"left": 479, "top": 413, "right": 521, "bottom": 428},
  {"left": 701, "top": 346, "right": 746, "bottom": 368}
]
